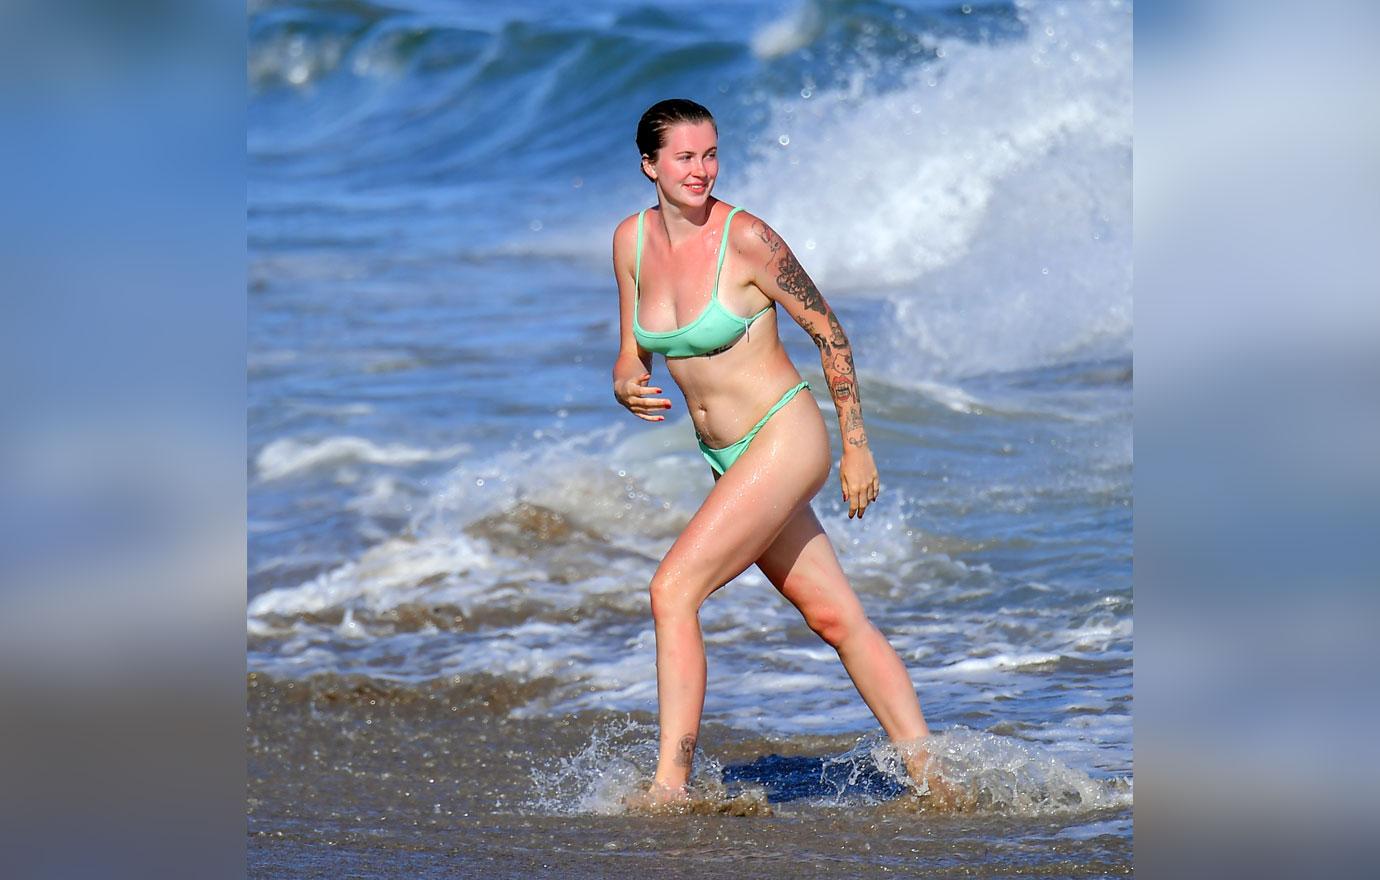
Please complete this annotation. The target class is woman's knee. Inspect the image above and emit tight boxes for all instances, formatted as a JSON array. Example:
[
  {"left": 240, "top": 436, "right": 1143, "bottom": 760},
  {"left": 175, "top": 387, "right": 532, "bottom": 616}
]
[
  {"left": 793, "top": 587, "right": 868, "bottom": 646},
  {"left": 648, "top": 571, "right": 702, "bottom": 621},
  {"left": 807, "top": 608, "right": 867, "bottom": 647}
]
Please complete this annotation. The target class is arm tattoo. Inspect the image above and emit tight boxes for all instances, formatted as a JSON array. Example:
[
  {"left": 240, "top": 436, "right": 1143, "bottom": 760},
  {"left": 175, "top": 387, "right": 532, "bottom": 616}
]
[
  {"left": 825, "top": 311, "right": 848, "bottom": 347},
  {"left": 675, "top": 734, "right": 696, "bottom": 768},
  {"left": 833, "top": 355, "right": 867, "bottom": 449},
  {"left": 756, "top": 217, "right": 868, "bottom": 449},
  {"left": 777, "top": 249, "right": 827, "bottom": 315},
  {"left": 754, "top": 221, "right": 827, "bottom": 316},
  {"left": 751, "top": 219, "right": 782, "bottom": 268},
  {"left": 811, "top": 311, "right": 867, "bottom": 449}
]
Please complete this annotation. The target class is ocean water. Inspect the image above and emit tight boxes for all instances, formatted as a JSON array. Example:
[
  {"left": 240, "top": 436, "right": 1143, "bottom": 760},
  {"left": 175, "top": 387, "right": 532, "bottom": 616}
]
[{"left": 248, "top": 0, "right": 1133, "bottom": 874}]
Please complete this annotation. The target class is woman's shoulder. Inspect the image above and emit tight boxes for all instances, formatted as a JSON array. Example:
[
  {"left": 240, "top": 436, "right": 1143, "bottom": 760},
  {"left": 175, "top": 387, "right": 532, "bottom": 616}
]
[
  {"left": 613, "top": 207, "right": 654, "bottom": 242},
  {"left": 724, "top": 206, "right": 784, "bottom": 260},
  {"left": 612, "top": 210, "right": 645, "bottom": 257}
]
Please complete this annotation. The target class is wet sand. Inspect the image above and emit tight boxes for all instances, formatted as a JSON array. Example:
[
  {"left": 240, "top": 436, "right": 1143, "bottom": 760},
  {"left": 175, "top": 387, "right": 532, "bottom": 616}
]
[{"left": 248, "top": 672, "right": 1131, "bottom": 878}]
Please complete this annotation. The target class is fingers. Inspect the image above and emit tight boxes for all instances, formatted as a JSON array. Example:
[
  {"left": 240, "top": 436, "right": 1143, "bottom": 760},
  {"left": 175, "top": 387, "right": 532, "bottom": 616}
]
[
  {"left": 842, "top": 474, "right": 881, "bottom": 519},
  {"left": 842, "top": 477, "right": 861, "bottom": 519},
  {"left": 617, "top": 375, "right": 673, "bottom": 421},
  {"left": 631, "top": 388, "right": 672, "bottom": 420}
]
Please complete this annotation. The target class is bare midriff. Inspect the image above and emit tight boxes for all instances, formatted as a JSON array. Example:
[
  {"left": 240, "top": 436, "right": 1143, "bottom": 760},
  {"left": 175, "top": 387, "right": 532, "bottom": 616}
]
[{"left": 663, "top": 306, "right": 809, "bottom": 448}]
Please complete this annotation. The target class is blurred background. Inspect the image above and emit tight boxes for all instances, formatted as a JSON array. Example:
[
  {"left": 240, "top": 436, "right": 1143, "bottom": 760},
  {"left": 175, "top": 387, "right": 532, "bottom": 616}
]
[{"left": 0, "top": 0, "right": 1377, "bottom": 877}]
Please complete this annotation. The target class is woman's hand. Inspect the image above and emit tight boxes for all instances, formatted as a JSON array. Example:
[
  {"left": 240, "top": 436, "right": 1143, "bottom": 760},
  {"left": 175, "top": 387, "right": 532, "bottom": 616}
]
[
  {"left": 613, "top": 370, "right": 673, "bottom": 421},
  {"left": 840, "top": 445, "right": 880, "bottom": 519}
]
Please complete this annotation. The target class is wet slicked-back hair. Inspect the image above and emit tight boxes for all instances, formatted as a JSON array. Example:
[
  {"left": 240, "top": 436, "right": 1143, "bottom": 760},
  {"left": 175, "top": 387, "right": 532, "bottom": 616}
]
[{"left": 636, "top": 99, "right": 717, "bottom": 169}]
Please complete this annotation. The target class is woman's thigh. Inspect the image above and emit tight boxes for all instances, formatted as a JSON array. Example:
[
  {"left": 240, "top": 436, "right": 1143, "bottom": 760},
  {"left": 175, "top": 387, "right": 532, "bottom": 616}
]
[
  {"left": 755, "top": 504, "right": 870, "bottom": 636},
  {"left": 654, "top": 390, "right": 829, "bottom": 608}
]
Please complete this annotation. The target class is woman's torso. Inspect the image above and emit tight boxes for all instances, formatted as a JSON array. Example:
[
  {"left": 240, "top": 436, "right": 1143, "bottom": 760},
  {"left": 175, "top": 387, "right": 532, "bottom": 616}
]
[{"left": 633, "top": 201, "right": 808, "bottom": 447}]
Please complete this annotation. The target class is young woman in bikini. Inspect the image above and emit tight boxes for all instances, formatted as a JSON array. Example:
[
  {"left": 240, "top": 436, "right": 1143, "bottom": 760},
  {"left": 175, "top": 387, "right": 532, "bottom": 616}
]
[{"left": 611, "top": 99, "right": 959, "bottom": 810}]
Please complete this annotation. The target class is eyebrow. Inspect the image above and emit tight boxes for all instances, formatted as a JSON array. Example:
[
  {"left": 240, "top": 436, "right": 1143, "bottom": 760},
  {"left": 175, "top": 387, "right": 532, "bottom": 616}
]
[{"left": 674, "top": 148, "right": 718, "bottom": 156}]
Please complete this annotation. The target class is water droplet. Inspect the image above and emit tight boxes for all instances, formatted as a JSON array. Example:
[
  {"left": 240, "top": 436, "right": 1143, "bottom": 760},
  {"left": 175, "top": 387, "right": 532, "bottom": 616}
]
[
  {"left": 804, "top": 239, "right": 816, "bottom": 250},
  {"left": 475, "top": 478, "right": 485, "bottom": 487},
  {"left": 529, "top": 219, "right": 543, "bottom": 231},
  {"left": 778, "top": 134, "right": 790, "bottom": 146},
  {"left": 1041, "top": 267, "right": 1050, "bottom": 275},
  {"left": 800, "top": 88, "right": 812, "bottom": 99}
]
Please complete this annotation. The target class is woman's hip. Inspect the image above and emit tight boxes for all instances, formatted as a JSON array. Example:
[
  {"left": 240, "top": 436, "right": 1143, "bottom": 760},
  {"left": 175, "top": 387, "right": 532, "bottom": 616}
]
[{"left": 697, "top": 381, "right": 829, "bottom": 480}]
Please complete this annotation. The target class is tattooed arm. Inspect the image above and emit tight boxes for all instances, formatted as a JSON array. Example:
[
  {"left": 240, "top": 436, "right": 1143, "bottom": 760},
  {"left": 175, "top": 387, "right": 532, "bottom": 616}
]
[{"left": 736, "top": 212, "right": 880, "bottom": 517}]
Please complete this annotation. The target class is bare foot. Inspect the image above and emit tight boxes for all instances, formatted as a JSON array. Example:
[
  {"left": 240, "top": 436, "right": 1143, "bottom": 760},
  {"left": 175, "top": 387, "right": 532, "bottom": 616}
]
[
  {"left": 899, "top": 742, "right": 977, "bottom": 812},
  {"left": 914, "top": 768, "right": 976, "bottom": 812},
  {"left": 621, "top": 780, "right": 691, "bottom": 813}
]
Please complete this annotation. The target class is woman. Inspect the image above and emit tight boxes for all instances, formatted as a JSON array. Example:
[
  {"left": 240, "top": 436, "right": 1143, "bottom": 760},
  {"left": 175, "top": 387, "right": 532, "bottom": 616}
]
[{"left": 611, "top": 99, "right": 957, "bottom": 810}]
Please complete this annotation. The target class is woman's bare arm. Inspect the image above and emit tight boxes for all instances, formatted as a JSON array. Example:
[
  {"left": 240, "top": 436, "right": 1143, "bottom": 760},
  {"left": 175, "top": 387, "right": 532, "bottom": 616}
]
[
  {"left": 613, "top": 215, "right": 654, "bottom": 378},
  {"left": 611, "top": 216, "right": 667, "bottom": 421},
  {"left": 737, "top": 214, "right": 867, "bottom": 452}
]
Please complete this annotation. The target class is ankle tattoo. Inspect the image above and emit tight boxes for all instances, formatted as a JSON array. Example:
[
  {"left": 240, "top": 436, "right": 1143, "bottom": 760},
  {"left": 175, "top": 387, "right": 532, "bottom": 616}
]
[{"left": 674, "top": 734, "right": 696, "bottom": 768}]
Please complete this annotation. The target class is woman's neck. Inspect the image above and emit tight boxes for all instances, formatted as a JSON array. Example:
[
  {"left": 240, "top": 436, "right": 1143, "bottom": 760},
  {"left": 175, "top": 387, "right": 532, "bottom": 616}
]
[{"left": 654, "top": 195, "right": 717, "bottom": 248}]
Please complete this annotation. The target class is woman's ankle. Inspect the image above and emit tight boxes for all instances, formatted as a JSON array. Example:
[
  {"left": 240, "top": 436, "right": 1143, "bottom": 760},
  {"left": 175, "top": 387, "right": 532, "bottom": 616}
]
[{"left": 651, "top": 772, "right": 689, "bottom": 792}]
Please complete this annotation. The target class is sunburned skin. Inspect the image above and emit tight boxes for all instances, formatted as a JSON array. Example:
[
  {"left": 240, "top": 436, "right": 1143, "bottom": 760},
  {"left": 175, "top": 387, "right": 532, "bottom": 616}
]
[{"left": 750, "top": 219, "right": 869, "bottom": 451}]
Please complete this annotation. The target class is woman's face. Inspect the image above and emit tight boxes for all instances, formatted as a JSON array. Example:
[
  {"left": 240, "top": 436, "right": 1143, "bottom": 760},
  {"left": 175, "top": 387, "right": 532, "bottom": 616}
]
[{"left": 644, "top": 120, "right": 718, "bottom": 207}]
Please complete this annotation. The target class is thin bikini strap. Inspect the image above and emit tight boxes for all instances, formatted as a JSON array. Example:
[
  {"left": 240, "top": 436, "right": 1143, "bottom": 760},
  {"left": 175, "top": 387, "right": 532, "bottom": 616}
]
[
  {"left": 634, "top": 208, "right": 646, "bottom": 295},
  {"left": 710, "top": 206, "right": 742, "bottom": 299}
]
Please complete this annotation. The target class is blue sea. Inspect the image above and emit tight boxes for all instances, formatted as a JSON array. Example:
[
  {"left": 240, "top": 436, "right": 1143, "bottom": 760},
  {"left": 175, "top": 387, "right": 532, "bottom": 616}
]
[{"left": 248, "top": 0, "right": 1133, "bottom": 874}]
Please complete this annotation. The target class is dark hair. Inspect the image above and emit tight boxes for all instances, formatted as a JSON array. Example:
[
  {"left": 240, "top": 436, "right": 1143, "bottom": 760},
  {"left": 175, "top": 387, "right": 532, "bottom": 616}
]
[{"left": 636, "top": 99, "right": 717, "bottom": 165}]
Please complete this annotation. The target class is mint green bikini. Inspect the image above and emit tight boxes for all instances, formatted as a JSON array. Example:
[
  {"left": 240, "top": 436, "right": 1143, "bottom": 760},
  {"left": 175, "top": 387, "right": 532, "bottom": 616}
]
[
  {"left": 633, "top": 204, "right": 812, "bottom": 475},
  {"left": 695, "top": 379, "right": 811, "bottom": 475},
  {"left": 633, "top": 206, "right": 772, "bottom": 358}
]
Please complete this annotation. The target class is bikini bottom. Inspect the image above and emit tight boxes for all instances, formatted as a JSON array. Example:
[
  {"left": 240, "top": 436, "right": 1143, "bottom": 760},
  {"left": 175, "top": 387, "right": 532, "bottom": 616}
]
[{"left": 695, "top": 381, "right": 811, "bottom": 476}]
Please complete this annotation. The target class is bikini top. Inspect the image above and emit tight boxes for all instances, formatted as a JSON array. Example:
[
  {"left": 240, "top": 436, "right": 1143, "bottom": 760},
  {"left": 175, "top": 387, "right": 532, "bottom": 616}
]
[{"left": 633, "top": 205, "right": 773, "bottom": 358}]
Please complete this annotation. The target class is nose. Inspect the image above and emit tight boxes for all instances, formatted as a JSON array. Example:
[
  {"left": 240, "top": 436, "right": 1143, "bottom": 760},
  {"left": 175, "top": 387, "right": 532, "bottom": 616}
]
[{"left": 691, "top": 157, "right": 707, "bottom": 177}]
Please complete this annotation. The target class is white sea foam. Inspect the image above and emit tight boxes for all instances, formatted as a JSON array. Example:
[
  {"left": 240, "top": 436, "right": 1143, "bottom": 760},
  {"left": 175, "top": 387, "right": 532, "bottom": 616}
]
[
  {"left": 1058, "top": 615, "right": 1133, "bottom": 652},
  {"left": 254, "top": 435, "right": 470, "bottom": 482},
  {"left": 937, "top": 652, "right": 1064, "bottom": 675},
  {"left": 869, "top": 726, "right": 1132, "bottom": 812},
  {"left": 531, "top": 718, "right": 1129, "bottom": 816},
  {"left": 737, "top": 0, "right": 1132, "bottom": 379},
  {"left": 906, "top": 379, "right": 990, "bottom": 414},
  {"left": 246, "top": 532, "right": 497, "bottom": 618},
  {"left": 750, "top": 0, "right": 826, "bottom": 60}
]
